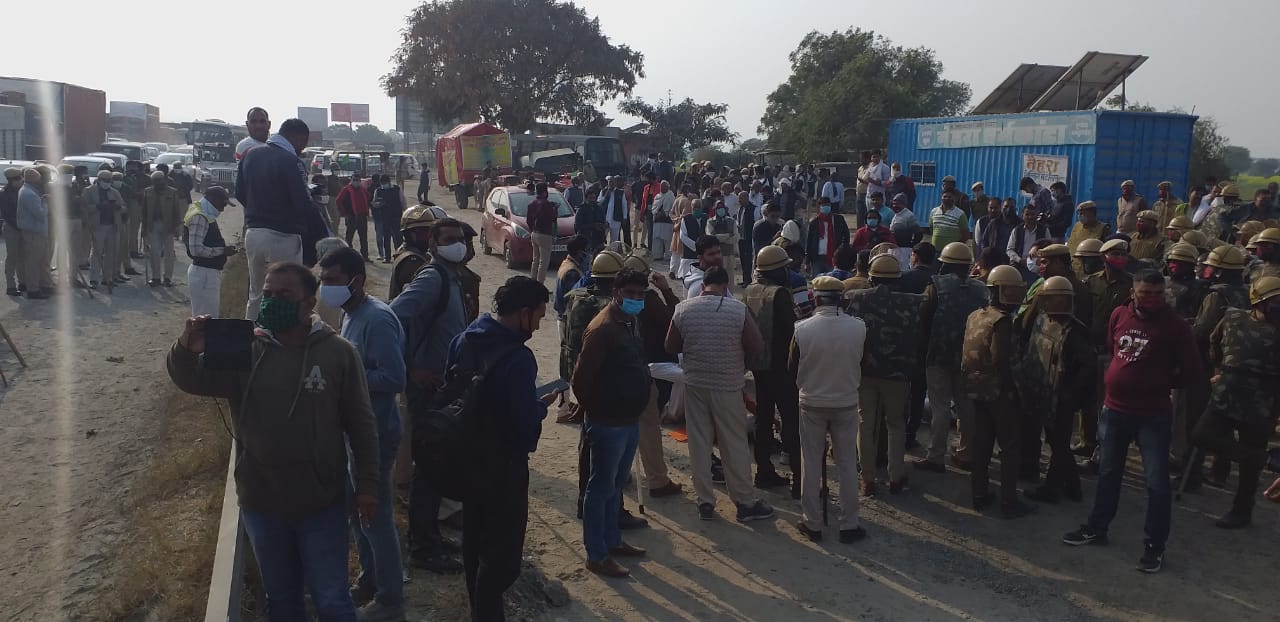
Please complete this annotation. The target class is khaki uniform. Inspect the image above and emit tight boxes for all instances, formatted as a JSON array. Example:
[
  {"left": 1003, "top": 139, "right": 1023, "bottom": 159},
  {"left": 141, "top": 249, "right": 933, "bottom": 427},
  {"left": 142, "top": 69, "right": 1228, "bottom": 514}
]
[
  {"left": 1066, "top": 221, "right": 1111, "bottom": 275},
  {"left": 919, "top": 274, "right": 988, "bottom": 463},
  {"left": 389, "top": 245, "right": 429, "bottom": 300},
  {"left": 961, "top": 306, "right": 1019, "bottom": 505},
  {"left": 1152, "top": 196, "right": 1181, "bottom": 230},
  {"left": 1247, "top": 260, "right": 1280, "bottom": 285},
  {"left": 460, "top": 265, "right": 481, "bottom": 322},
  {"left": 141, "top": 186, "right": 183, "bottom": 281},
  {"left": 1193, "top": 308, "right": 1280, "bottom": 517},
  {"left": 1129, "top": 231, "right": 1170, "bottom": 263},
  {"left": 844, "top": 284, "right": 923, "bottom": 484},
  {"left": 1115, "top": 195, "right": 1146, "bottom": 235},
  {"left": 744, "top": 277, "right": 802, "bottom": 490},
  {"left": 81, "top": 183, "right": 125, "bottom": 284}
]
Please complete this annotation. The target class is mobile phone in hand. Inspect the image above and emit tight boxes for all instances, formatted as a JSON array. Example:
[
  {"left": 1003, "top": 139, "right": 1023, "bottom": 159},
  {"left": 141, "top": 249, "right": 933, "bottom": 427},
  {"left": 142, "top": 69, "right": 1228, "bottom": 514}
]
[
  {"left": 202, "top": 319, "right": 255, "bottom": 371},
  {"left": 536, "top": 379, "right": 570, "bottom": 396}
]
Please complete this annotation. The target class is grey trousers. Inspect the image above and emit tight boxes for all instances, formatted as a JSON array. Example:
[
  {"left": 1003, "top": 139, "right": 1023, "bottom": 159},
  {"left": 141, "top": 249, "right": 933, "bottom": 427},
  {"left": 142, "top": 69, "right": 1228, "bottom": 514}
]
[{"left": 799, "top": 403, "right": 861, "bottom": 531}]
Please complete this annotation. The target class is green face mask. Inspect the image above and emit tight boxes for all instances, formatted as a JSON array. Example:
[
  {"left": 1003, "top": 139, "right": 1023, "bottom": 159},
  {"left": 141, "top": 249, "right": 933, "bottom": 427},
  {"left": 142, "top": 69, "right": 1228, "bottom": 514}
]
[{"left": 257, "top": 296, "right": 302, "bottom": 333}]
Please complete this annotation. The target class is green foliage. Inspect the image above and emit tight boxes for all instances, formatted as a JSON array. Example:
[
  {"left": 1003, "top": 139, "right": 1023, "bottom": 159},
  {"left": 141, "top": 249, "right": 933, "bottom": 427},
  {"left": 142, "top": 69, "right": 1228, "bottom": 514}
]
[
  {"left": 326, "top": 123, "right": 398, "bottom": 149},
  {"left": 618, "top": 96, "right": 737, "bottom": 160},
  {"left": 1235, "top": 174, "right": 1280, "bottom": 198},
  {"left": 759, "top": 28, "right": 970, "bottom": 161},
  {"left": 1222, "top": 145, "right": 1252, "bottom": 176},
  {"left": 382, "top": 0, "right": 644, "bottom": 134}
]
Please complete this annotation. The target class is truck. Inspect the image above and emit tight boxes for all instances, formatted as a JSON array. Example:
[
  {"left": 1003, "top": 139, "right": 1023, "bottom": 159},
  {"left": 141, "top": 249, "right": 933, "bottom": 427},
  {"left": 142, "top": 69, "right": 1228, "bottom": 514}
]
[
  {"left": 0, "top": 77, "right": 105, "bottom": 159},
  {"left": 0, "top": 104, "right": 24, "bottom": 160},
  {"left": 434, "top": 122, "right": 512, "bottom": 188}
]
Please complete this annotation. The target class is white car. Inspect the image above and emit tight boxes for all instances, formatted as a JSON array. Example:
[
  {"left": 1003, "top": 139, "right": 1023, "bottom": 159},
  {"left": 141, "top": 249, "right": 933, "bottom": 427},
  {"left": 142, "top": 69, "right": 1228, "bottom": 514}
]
[{"left": 86, "top": 152, "right": 128, "bottom": 170}]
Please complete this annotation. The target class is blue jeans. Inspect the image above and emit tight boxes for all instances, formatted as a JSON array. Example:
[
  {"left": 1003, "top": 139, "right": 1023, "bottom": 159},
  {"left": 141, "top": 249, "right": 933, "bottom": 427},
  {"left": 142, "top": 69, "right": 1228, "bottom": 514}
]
[
  {"left": 582, "top": 422, "right": 639, "bottom": 562},
  {"left": 372, "top": 209, "right": 387, "bottom": 258},
  {"left": 350, "top": 418, "right": 404, "bottom": 608},
  {"left": 241, "top": 503, "right": 355, "bottom": 622},
  {"left": 1086, "top": 407, "right": 1172, "bottom": 551}
]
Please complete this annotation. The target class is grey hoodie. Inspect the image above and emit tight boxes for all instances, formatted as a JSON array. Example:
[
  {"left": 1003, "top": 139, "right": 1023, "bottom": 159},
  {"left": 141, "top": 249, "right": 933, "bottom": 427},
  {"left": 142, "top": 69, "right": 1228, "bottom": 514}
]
[{"left": 167, "top": 316, "right": 379, "bottom": 519}]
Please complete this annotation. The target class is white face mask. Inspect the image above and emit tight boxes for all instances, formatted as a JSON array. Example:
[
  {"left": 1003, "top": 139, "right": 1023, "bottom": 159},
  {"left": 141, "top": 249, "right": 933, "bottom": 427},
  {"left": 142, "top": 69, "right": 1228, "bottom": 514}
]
[
  {"left": 1025, "top": 256, "right": 1037, "bottom": 272},
  {"left": 318, "top": 283, "right": 352, "bottom": 307},
  {"left": 436, "top": 241, "right": 467, "bottom": 263}
]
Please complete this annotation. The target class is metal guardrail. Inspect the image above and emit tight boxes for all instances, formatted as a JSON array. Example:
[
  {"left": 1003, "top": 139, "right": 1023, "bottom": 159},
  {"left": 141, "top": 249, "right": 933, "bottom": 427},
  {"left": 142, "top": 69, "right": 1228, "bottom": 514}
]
[{"left": 204, "top": 445, "right": 244, "bottom": 622}]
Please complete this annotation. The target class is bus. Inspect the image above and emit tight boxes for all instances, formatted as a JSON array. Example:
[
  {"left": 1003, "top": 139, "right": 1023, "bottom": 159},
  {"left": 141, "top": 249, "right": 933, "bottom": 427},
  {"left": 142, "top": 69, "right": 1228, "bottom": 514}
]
[
  {"left": 509, "top": 134, "right": 625, "bottom": 179},
  {"left": 184, "top": 120, "right": 248, "bottom": 147}
]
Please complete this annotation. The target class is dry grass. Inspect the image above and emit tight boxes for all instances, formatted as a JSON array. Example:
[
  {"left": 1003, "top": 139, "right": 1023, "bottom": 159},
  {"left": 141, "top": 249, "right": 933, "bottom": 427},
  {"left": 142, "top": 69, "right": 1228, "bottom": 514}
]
[{"left": 94, "top": 390, "right": 235, "bottom": 622}]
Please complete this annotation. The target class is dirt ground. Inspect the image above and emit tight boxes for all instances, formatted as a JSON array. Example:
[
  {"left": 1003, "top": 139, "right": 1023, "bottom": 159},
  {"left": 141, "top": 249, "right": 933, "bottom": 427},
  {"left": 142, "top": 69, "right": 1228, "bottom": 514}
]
[{"left": 1, "top": 180, "right": 1276, "bottom": 621}]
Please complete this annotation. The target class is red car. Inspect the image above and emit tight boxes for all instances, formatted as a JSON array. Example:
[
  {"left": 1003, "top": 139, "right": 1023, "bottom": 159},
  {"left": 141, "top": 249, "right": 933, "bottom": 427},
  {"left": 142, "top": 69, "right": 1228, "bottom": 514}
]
[{"left": 479, "top": 184, "right": 578, "bottom": 268}]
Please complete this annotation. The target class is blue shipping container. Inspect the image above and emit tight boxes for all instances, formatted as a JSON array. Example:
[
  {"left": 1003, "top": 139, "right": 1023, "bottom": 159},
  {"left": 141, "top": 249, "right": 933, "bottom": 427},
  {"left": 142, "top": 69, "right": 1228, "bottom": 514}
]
[{"left": 886, "top": 110, "right": 1197, "bottom": 229}]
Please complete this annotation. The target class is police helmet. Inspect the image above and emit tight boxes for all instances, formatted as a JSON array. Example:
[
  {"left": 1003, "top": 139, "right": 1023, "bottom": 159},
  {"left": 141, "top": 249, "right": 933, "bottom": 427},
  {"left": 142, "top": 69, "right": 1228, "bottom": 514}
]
[
  {"left": 1255, "top": 228, "right": 1280, "bottom": 246},
  {"left": 938, "top": 242, "right": 973, "bottom": 265},
  {"left": 756, "top": 245, "right": 791, "bottom": 271},
  {"left": 1166, "top": 216, "right": 1194, "bottom": 232},
  {"left": 1073, "top": 238, "right": 1103, "bottom": 257},
  {"left": 1166, "top": 242, "right": 1199, "bottom": 264},
  {"left": 1180, "top": 230, "right": 1210, "bottom": 251},
  {"left": 622, "top": 254, "right": 651, "bottom": 274},
  {"left": 870, "top": 242, "right": 896, "bottom": 257},
  {"left": 1205, "top": 245, "right": 1246, "bottom": 271},
  {"left": 400, "top": 204, "right": 439, "bottom": 232},
  {"left": 592, "top": 250, "right": 625, "bottom": 278},
  {"left": 868, "top": 254, "right": 901, "bottom": 279},
  {"left": 1250, "top": 276, "right": 1280, "bottom": 306},
  {"left": 1040, "top": 275, "right": 1074, "bottom": 296},
  {"left": 986, "top": 265, "right": 1027, "bottom": 304}
]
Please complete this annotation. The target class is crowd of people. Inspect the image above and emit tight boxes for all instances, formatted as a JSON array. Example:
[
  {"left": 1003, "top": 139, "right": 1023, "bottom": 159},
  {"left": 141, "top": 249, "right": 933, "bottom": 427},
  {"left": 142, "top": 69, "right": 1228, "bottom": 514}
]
[{"left": 129, "top": 112, "right": 1280, "bottom": 622}]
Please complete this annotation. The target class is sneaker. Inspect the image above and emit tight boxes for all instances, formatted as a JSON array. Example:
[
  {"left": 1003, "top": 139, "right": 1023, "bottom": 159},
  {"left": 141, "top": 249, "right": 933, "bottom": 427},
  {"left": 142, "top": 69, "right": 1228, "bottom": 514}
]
[
  {"left": 711, "top": 463, "right": 726, "bottom": 484},
  {"left": 1136, "top": 545, "right": 1164, "bottom": 573},
  {"left": 1062, "top": 525, "right": 1107, "bottom": 546},
  {"left": 408, "top": 552, "right": 463, "bottom": 574},
  {"left": 839, "top": 526, "right": 867, "bottom": 544},
  {"left": 754, "top": 471, "right": 789, "bottom": 489},
  {"left": 795, "top": 520, "right": 822, "bottom": 542},
  {"left": 698, "top": 502, "right": 715, "bottom": 521},
  {"left": 735, "top": 500, "right": 775, "bottom": 523},
  {"left": 356, "top": 600, "right": 406, "bottom": 622},
  {"left": 618, "top": 509, "right": 649, "bottom": 530}
]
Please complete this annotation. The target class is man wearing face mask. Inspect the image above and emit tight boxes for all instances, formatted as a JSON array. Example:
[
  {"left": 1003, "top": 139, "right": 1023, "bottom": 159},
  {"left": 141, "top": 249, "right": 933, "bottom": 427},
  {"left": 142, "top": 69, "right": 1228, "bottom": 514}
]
[
  {"left": 1044, "top": 182, "right": 1073, "bottom": 240},
  {"left": 805, "top": 198, "right": 850, "bottom": 275},
  {"left": 850, "top": 206, "right": 896, "bottom": 254},
  {"left": 390, "top": 217, "right": 471, "bottom": 573},
  {"left": 122, "top": 162, "right": 147, "bottom": 261},
  {"left": 1072, "top": 238, "right": 1104, "bottom": 279},
  {"left": 2, "top": 168, "right": 24, "bottom": 296},
  {"left": 141, "top": 171, "right": 183, "bottom": 287},
  {"left": 1189, "top": 277, "right": 1280, "bottom": 529},
  {"left": 572, "top": 269, "right": 653, "bottom": 578},
  {"left": 17, "top": 168, "right": 51, "bottom": 298},
  {"left": 315, "top": 247, "right": 408, "bottom": 620},
  {"left": 82, "top": 170, "right": 125, "bottom": 288},
  {"left": 237, "top": 118, "right": 313, "bottom": 320},
  {"left": 388, "top": 205, "right": 437, "bottom": 300},
  {"left": 1193, "top": 245, "right": 1250, "bottom": 352},
  {"left": 1006, "top": 204, "right": 1047, "bottom": 276},
  {"left": 1151, "top": 181, "right": 1180, "bottom": 230},
  {"left": 171, "top": 262, "right": 380, "bottom": 618},
  {"left": 705, "top": 199, "right": 738, "bottom": 287},
  {"left": 745, "top": 245, "right": 804, "bottom": 496},
  {"left": 1129, "top": 211, "right": 1170, "bottom": 265},
  {"left": 1016, "top": 244, "right": 1091, "bottom": 340},
  {"left": 677, "top": 199, "right": 710, "bottom": 280},
  {"left": 182, "top": 186, "right": 236, "bottom": 317},
  {"left": 111, "top": 171, "right": 140, "bottom": 279},
  {"left": 1062, "top": 270, "right": 1201, "bottom": 574}
]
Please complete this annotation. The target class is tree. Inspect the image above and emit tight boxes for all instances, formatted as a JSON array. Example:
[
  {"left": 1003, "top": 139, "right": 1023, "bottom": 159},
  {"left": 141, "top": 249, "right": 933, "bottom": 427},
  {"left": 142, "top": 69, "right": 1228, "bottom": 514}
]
[
  {"left": 1222, "top": 145, "right": 1252, "bottom": 176},
  {"left": 1249, "top": 158, "right": 1280, "bottom": 177},
  {"left": 382, "top": 0, "right": 644, "bottom": 134},
  {"left": 738, "top": 138, "right": 768, "bottom": 153},
  {"left": 759, "top": 28, "right": 970, "bottom": 160},
  {"left": 617, "top": 96, "right": 737, "bottom": 160},
  {"left": 326, "top": 124, "right": 354, "bottom": 142}
]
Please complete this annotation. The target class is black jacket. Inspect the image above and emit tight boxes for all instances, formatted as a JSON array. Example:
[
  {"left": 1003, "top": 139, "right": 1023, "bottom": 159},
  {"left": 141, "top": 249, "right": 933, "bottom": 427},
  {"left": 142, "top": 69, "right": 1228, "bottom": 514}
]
[
  {"left": 805, "top": 214, "right": 850, "bottom": 262},
  {"left": 235, "top": 142, "right": 311, "bottom": 235}
]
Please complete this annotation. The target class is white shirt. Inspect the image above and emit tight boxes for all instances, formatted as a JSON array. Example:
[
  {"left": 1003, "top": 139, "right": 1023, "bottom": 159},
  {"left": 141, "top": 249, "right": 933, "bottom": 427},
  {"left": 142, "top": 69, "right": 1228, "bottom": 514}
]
[
  {"left": 821, "top": 180, "right": 845, "bottom": 204},
  {"left": 1192, "top": 196, "right": 1216, "bottom": 225},
  {"left": 865, "top": 162, "right": 890, "bottom": 197},
  {"left": 235, "top": 136, "right": 267, "bottom": 160},
  {"left": 599, "top": 187, "right": 629, "bottom": 222},
  {"left": 891, "top": 208, "right": 918, "bottom": 234},
  {"left": 652, "top": 190, "right": 675, "bottom": 219},
  {"left": 1007, "top": 225, "right": 1039, "bottom": 263},
  {"left": 722, "top": 193, "right": 740, "bottom": 212}
]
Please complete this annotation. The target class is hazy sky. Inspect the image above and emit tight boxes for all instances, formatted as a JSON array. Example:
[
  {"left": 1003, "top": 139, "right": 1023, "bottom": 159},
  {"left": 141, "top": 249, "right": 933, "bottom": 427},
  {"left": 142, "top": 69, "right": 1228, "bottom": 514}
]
[{"left": 8, "top": 0, "right": 1279, "bottom": 155}]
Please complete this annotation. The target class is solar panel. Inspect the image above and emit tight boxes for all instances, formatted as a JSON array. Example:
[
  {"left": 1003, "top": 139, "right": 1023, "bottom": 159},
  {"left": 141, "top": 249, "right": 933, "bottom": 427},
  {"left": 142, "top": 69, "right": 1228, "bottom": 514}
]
[
  {"left": 1030, "top": 52, "right": 1148, "bottom": 111},
  {"left": 971, "top": 64, "right": 1069, "bottom": 115}
]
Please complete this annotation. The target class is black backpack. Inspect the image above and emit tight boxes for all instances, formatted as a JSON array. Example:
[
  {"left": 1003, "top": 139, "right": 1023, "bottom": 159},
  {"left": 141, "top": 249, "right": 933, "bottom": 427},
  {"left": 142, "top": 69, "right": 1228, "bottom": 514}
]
[{"left": 413, "top": 337, "right": 523, "bottom": 501}]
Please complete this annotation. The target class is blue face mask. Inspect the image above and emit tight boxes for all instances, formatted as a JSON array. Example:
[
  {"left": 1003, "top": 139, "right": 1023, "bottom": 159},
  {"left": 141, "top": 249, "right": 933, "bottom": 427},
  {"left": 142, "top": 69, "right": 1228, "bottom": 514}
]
[
  {"left": 820, "top": 205, "right": 832, "bottom": 215},
  {"left": 620, "top": 297, "right": 644, "bottom": 316},
  {"left": 867, "top": 218, "right": 879, "bottom": 228}
]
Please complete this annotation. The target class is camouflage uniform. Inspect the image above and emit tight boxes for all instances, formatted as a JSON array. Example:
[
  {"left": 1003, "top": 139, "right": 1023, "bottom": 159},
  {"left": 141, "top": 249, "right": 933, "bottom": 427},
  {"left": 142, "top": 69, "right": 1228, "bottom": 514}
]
[
  {"left": 1080, "top": 269, "right": 1133, "bottom": 450},
  {"left": 1193, "top": 283, "right": 1250, "bottom": 353},
  {"left": 1247, "top": 260, "right": 1280, "bottom": 284},
  {"left": 1192, "top": 308, "right": 1280, "bottom": 519},
  {"left": 844, "top": 284, "right": 923, "bottom": 484},
  {"left": 919, "top": 273, "right": 988, "bottom": 463},
  {"left": 1165, "top": 276, "right": 1208, "bottom": 323},
  {"left": 561, "top": 286, "right": 612, "bottom": 381},
  {"left": 961, "top": 306, "right": 1019, "bottom": 506},
  {"left": 744, "top": 275, "right": 802, "bottom": 489},
  {"left": 1018, "top": 313, "right": 1093, "bottom": 499},
  {"left": 1016, "top": 273, "right": 1091, "bottom": 340},
  {"left": 1198, "top": 202, "right": 1244, "bottom": 243}
]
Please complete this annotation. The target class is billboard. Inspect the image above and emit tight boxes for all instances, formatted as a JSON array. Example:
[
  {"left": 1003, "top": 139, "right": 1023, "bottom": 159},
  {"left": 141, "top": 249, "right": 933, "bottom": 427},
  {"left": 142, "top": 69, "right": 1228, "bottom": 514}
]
[
  {"left": 297, "top": 106, "right": 328, "bottom": 133},
  {"left": 331, "top": 103, "right": 370, "bottom": 124}
]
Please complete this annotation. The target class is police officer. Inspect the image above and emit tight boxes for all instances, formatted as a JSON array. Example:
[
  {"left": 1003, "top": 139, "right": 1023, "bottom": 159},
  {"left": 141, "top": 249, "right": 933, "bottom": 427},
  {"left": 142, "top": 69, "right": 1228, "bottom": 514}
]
[
  {"left": 914, "top": 242, "right": 988, "bottom": 473},
  {"left": 1021, "top": 276, "right": 1093, "bottom": 504},
  {"left": 111, "top": 171, "right": 139, "bottom": 278},
  {"left": 1247, "top": 227, "right": 1280, "bottom": 282},
  {"left": 123, "top": 161, "right": 147, "bottom": 260},
  {"left": 962, "top": 265, "right": 1037, "bottom": 517},
  {"left": 1129, "top": 210, "right": 1170, "bottom": 265},
  {"left": 141, "top": 170, "right": 182, "bottom": 287},
  {"left": 1066, "top": 201, "right": 1111, "bottom": 264},
  {"left": 1164, "top": 215, "right": 1194, "bottom": 244},
  {"left": 1072, "top": 237, "right": 1104, "bottom": 281},
  {"left": 84, "top": 170, "right": 125, "bottom": 287},
  {"left": 1190, "top": 277, "right": 1280, "bottom": 529},
  {"left": 389, "top": 205, "right": 438, "bottom": 299},
  {"left": 843, "top": 253, "right": 923, "bottom": 494},
  {"left": 1199, "top": 183, "right": 1242, "bottom": 243},
  {"left": 1165, "top": 242, "right": 1207, "bottom": 322},
  {"left": 1193, "top": 245, "right": 1250, "bottom": 352},
  {"left": 1077, "top": 238, "right": 1134, "bottom": 459},
  {"left": 745, "top": 244, "right": 803, "bottom": 496}
]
